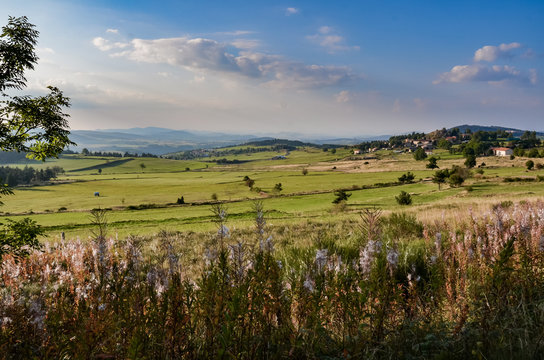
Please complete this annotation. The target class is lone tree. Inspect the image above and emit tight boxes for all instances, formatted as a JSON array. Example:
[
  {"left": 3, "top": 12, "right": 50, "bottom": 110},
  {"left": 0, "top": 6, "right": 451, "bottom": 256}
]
[
  {"left": 432, "top": 169, "right": 450, "bottom": 190},
  {"left": 332, "top": 189, "right": 351, "bottom": 204},
  {"left": 526, "top": 160, "right": 534, "bottom": 170},
  {"left": 413, "top": 147, "right": 427, "bottom": 161},
  {"left": 426, "top": 156, "right": 439, "bottom": 169},
  {"left": 0, "top": 16, "right": 73, "bottom": 259}
]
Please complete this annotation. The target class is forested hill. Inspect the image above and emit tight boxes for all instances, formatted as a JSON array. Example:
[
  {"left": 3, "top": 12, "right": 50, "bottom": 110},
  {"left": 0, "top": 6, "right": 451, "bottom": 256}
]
[{"left": 451, "top": 125, "right": 544, "bottom": 138}]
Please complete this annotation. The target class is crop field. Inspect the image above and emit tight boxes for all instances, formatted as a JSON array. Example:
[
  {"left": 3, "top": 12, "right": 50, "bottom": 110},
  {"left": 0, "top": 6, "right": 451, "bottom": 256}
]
[{"left": 1, "top": 147, "right": 543, "bottom": 240}]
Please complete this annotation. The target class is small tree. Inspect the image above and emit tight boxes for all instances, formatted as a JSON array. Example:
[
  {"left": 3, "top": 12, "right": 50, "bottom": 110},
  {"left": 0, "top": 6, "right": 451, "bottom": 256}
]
[
  {"left": 244, "top": 177, "right": 255, "bottom": 188},
  {"left": 332, "top": 189, "right": 351, "bottom": 204},
  {"left": 413, "top": 147, "right": 427, "bottom": 161},
  {"left": 426, "top": 156, "right": 439, "bottom": 169},
  {"left": 526, "top": 160, "right": 534, "bottom": 170},
  {"left": 302, "top": 168, "right": 308, "bottom": 175},
  {"left": 177, "top": 196, "right": 185, "bottom": 204},
  {"left": 395, "top": 191, "right": 412, "bottom": 205},
  {"left": 140, "top": 162, "right": 146, "bottom": 172},
  {"left": 98, "top": 168, "right": 102, "bottom": 174},
  {"left": 274, "top": 183, "right": 282, "bottom": 193},
  {"left": 432, "top": 169, "right": 450, "bottom": 190},
  {"left": 464, "top": 154, "right": 476, "bottom": 168}
]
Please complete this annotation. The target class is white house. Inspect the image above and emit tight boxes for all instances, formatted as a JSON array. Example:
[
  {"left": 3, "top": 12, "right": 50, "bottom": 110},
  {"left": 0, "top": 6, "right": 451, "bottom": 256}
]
[
  {"left": 353, "top": 149, "right": 361, "bottom": 155},
  {"left": 491, "top": 147, "right": 513, "bottom": 156}
]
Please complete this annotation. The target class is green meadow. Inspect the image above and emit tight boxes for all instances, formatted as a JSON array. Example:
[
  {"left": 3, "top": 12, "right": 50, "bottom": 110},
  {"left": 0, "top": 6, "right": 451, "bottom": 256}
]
[{"left": 1, "top": 148, "right": 543, "bottom": 239}]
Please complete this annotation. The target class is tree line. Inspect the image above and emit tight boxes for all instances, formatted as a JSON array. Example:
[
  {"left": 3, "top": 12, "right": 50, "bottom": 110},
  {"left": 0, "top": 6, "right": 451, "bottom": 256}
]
[{"left": 0, "top": 166, "right": 64, "bottom": 187}]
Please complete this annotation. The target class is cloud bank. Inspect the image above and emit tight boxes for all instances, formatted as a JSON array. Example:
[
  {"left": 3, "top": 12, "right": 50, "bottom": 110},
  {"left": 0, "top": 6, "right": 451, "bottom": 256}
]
[
  {"left": 435, "top": 42, "right": 536, "bottom": 86},
  {"left": 93, "top": 35, "right": 357, "bottom": 89},
  {"left": 473, "top": 42, "right": 521, "bottom": 62}
]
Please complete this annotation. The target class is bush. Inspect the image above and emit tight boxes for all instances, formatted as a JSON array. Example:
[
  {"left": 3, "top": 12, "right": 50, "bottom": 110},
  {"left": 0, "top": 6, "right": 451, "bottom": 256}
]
[
  {"left": 177, "top": 196, "right": 185, "bottom": 204},
  {"left": 526, "top": 160, "right": 535, "bottom": 170},
  {"left": 398, "top": 172, "right": 415, "bottom": 184},
  {"left": 413, "top": 147, "right": 427, "bottom": 161},
  {"left": 448, "top": 173, "right": 464, "bottom": 187},
  {"left": 395, "top": 191, "right": 412, "bottom": 205}
]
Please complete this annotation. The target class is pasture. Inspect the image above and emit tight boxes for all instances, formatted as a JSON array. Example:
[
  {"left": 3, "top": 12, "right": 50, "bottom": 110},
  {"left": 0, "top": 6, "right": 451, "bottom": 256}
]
[{"left": 1, "top": 148, "right": 543, "bottom": 240}]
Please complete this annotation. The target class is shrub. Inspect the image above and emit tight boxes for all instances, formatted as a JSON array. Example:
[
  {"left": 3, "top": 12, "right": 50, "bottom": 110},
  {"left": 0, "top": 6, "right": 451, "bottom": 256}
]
[
  {"left": 211, "top": 193, "right": 218, "bottom": 201},
  {"left": 398, "top": 172, "right": 415, "bottom": 184},
  {"left": 302, "top": 168, "right": 308, "bottom": 175},
  {"left": 413, "top": 147, "right": 427, "bottom": 160},
  {"left": 448, "top": 173, "right": 464, "bottom": 187},
  {"left": 177, "top": 196, "right": 185, "bottom": 204},
  {"left": 526, "top": 160, "right": 535, "bottom": 170},
  {"left": 395, "top": 191, "right": 412, "bottom": 205}
]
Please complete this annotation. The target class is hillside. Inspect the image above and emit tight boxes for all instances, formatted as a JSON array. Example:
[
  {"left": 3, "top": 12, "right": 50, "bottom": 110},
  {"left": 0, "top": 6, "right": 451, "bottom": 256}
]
[{"left": 450, "top": 124, "right": 544, "bottom": 137}]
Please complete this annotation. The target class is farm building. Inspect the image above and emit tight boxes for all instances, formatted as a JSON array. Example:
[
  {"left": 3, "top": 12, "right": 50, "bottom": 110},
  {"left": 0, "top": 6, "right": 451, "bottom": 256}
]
[{"left": 491, "top": 147, "right": 513, "bottom": 156}]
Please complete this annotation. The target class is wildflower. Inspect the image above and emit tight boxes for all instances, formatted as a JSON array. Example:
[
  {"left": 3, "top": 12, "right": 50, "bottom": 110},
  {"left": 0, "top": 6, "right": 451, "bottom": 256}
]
[
  {"left": 260, "top": 236, "right": 274, "bottom": 253},
  {"left": 218, "top": 225, "right": 230, "bottom": 238},
  {"left": 315, "top": 249, "right": 328, "bottom": 271},
  {"left": 359, "top": 240, "right": 380, "bottom": 275},
  {"left": 98, "top": 303, "right": 106, "bottom": 311},
  {"left": 435, "top": 233, "right": 442, "bottom": 254},
  {"left": 386, "top": 248, "right": 399, "bottom": 269},
  {"left": 303, "top": 276, "right": 315, "bottom": 292},
  {"left": 204, "top": 248, "right": 217, "bottom": 265}
]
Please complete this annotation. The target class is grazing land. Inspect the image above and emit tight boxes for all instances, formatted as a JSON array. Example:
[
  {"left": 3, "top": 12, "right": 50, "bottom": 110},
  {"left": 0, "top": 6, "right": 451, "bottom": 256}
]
[{"left": 1, "top": 143, "right": 543, "bottom": 240}]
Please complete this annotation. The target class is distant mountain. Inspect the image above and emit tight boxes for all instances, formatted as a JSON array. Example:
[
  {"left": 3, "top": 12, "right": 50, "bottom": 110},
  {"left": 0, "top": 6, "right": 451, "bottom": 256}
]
[
  {"left": 449, "top": 124, "right": 544, "bottom": 137},
  {"left": 68, "top": 128, "right": 262, "bottom": 155},
  {"left": 67, "top": 127, "right": 386, "bottom": 155}
]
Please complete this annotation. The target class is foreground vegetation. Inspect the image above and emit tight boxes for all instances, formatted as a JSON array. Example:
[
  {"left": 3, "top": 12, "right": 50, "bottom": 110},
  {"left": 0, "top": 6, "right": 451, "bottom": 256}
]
[{"left": 1, "top": 201, "right": 543, "bottom": 358}]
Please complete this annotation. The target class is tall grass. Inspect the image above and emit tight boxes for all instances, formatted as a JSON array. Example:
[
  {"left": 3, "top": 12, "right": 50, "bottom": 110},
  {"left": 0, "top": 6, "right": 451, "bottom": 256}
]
[{"left": 1, "top": 202, "right": 543, "bottom": 358}]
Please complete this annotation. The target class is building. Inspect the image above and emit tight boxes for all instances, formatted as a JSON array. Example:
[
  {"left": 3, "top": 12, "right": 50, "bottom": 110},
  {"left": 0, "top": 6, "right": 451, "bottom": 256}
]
[
  {"left": 491, "top": 147, "right": 513, "bottom": 157},
  {"left": 353, "top": 149, "right": 361, "bottom": 155}
]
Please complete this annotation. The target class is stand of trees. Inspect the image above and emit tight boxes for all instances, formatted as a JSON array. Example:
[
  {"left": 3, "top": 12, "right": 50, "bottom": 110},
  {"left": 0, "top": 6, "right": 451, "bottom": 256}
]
[{"left": 0, "top": 166, "right": 64, "bottom": 186}]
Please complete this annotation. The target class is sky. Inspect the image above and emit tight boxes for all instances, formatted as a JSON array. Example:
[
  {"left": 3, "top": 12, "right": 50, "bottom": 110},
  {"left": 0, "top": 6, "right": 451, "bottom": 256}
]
[{"left": 1, "top": 0, "right": 543, "bottom": 137}]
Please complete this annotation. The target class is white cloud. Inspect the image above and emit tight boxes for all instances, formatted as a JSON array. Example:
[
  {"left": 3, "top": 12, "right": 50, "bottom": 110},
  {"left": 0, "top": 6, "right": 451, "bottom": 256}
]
[
  {"left": 214, "top": 30, "right": 255, "bottom": 36},
  {"left": 474, "top": 42, "right": 522, "bottom": 62},
  {"left": 307, "top": 26, "right": 359, "bottom": 53},
  {"left": 231, "top": 39, "right": 261, "bottom": 49},
  {"left": 106, "top": 28, "right": 119, "bottom": 34},
  {"left": 92, "top": 37, "right": 129, "bottom": 51},
  {"left": 335, "top": 90, "right": 352, "bottom": 103},
  {"left": 285, "top": 7, "right": 299, "bottom": 16},
  {"left": 434, "top": 63, "right": 536, "bottom": 85},
  {"left": 93, "top": 35, "right": 357, "bottom": 89},
  {"left": 319, "top": 26, "right": 332, "bottom": 34}
]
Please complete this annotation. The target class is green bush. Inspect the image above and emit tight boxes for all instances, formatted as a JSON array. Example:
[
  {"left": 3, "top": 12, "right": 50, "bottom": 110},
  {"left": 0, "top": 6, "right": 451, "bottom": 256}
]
[{"left": 395, "top": 191, "right": 412, "bottom": 205}]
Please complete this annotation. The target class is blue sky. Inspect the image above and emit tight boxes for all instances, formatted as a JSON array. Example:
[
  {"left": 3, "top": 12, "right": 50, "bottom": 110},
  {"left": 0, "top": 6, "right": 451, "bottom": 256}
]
[{"left": 1, "top": 0, "right": 543, "bottom": 136}]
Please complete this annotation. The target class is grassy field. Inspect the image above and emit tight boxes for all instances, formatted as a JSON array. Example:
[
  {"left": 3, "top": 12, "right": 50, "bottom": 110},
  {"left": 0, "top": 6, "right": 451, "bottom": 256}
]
[{"left": 1, "top": 148, "right": 543, "bottom": 239}]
